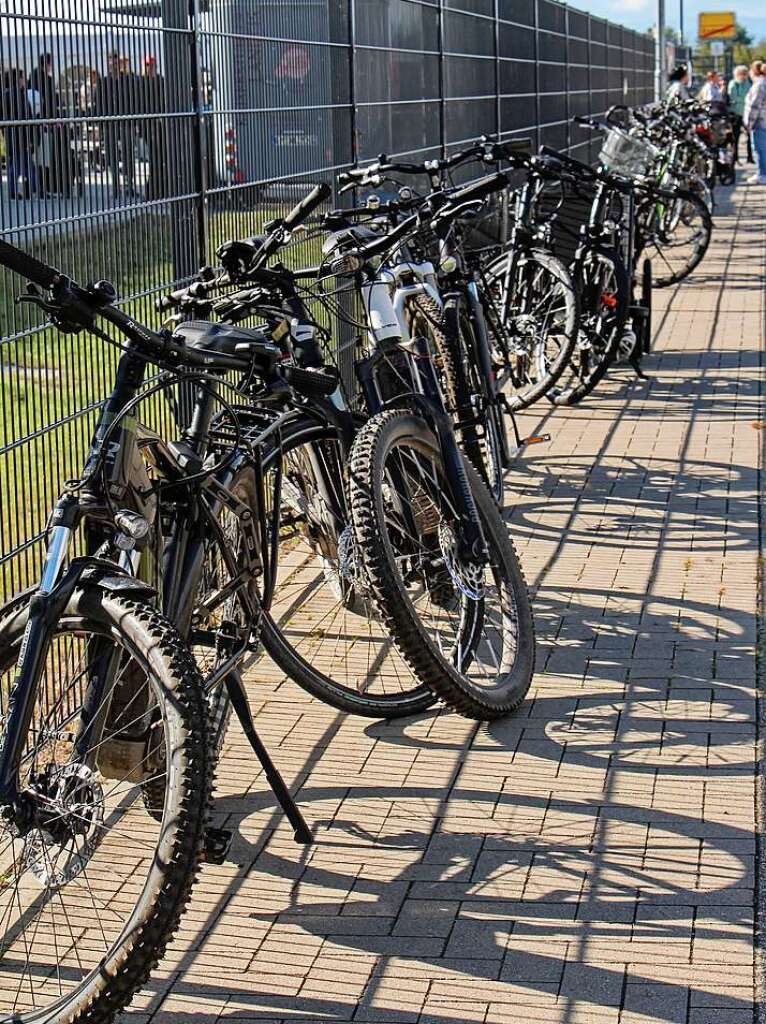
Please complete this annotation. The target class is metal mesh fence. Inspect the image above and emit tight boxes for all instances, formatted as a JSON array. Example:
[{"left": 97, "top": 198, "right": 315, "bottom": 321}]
[{"left": 0, "top": 0, "right": 653, "bottom": 596}]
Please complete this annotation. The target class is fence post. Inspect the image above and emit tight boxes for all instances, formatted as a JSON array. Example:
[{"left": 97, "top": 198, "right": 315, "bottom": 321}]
[
  {"left": 189, "top": 0, "right": 208, "bottom": 272},
  {"left": 533, "top": 0, "right": 540, "bottom": 152},
  {"left": 438, "top": 0, "right": 446, "bottom": 157},
  {"left": 493, "top": 0, "right": 501, "bottom": 139},
  {"left": 564, "top": 5, "right": 571, "bottom": 152},
  {"left": 162, "top": 0, "right": 197, "bottom": 282},
  {"left": 654, "top": 0, "right": 666, "bottom": 101}
]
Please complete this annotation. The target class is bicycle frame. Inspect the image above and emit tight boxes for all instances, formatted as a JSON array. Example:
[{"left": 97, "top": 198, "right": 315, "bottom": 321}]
[
  {"left": 0, "top": 344, "right": 152, "bottom": 815},
  {"left": 0, "top": 343, "right": 265, "bottom": 819}
]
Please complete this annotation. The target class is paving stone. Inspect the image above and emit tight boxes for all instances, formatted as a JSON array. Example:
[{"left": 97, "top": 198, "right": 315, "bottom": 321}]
[{"left": 122, "top": 174, "right": 762, "bottom": 1024}]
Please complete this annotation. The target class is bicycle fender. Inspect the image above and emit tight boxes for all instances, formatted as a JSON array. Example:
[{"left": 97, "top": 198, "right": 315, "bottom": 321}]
[{"left": 76, "top": 557, "right": 157, "bottom": 596}]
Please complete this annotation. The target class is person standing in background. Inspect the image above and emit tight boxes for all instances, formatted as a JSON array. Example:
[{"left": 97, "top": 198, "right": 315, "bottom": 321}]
[
  {"left": 29, "top": 53, "right": 57, "bottom": 119},
  {"left": 141, "top": 55, "right": 168, "bottom": 200},
  {"left": 728, "top": 65, "right": 753, "bottom": 164},
  {"left": 744, "top": 60, "right": 766, "bottom": 185},
  {"left": 666, "top": 64, "right": 690, "bottom": 104},
  {"left": 93, "top": 53, "right": 122, "bottom": 196},
  {"left": 117, "top": 54, "right": 140, "bottom": 198},
  {"left": 94, "top": 52, "right": 139, "bottom": 198},
  {"left": 1, "top": 67, "right": 36, "bottom": 198},
  {"left": 698, "top": 71, "right": 724, "bottom": 104}
]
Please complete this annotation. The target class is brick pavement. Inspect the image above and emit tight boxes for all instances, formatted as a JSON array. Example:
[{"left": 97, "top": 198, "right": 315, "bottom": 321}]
[{"left": 129, "top": 176, "right": 763, "bottom": 1023}]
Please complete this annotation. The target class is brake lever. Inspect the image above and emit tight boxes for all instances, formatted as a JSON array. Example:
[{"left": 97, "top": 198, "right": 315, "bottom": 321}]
[
  {"left": 16, "top": 290, "right": 58, "bottom": 315},
  {"left": 16, "top": 289, "right": 90, "bottom": 334}
]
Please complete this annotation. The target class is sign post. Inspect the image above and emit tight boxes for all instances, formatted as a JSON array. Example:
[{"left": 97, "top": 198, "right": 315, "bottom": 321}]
[{"left": 655, "top": 0, "right": 666, "bottom": 100}]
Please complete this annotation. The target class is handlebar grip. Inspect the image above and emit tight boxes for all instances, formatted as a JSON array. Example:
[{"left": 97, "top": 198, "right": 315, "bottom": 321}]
[
  {"left": 0, "top": 239, "right": 61, "bottom": 288},
  {"left": 574, "top": 115, "right": 605, "bottom": 130},
  {"left": 540, "top": 146, "right": 595, "bottom": 178},
  {"left": 447, "top": 171, "right": 508, "bottom": 205},
  {"left": 156, "top": 284, "right": 190, "bottom": 311},
  {"left": 283, "top": 182, "right": 332, "bottom": 230}
]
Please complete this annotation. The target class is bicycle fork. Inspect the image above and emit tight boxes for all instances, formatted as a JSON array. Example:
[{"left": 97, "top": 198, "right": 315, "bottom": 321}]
[{"left": 0, "top": 498, "right": 145, "bottom": 832}]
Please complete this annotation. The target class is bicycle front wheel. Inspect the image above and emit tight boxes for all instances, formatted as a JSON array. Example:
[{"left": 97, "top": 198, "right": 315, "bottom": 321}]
[
  {"left": 547, "top": 248, "right": 629, "bottom": 406},
  {"left": 348, "top": 409, "right": 535, "bottom": 720},
  {"left": 0, "top": 585, "right": 210, "bottom": 1022},
  {"left": 429, "top": 292, "right": 507, "bottom": 504}
]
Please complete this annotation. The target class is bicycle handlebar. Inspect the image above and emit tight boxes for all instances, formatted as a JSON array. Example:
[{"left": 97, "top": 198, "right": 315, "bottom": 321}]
[
  {"left": 574, "top": 114, "right": 609, "bottom": 132},
  {"left": 539, "top": 146, "right": 596, "bottom": 180},
  {"left": 0, "top": 238, "right": 254, "bottom": 372},
  {"left": 0, "top": 239, "right": 61, "bottom": 289},
  {"left": 445, "top": 171, "right": 508, "bottom": 205},
  {"left": 337, "top": 139, "right": 531, "bottom": 191},
  {"left": 282, "top": 182, "right": 332, "bottom": 230},
  {"left": 347, "top": 171, "right": 508, "bottom": 265}
]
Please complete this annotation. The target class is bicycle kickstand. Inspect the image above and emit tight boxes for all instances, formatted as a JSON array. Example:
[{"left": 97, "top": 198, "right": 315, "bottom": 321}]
[
  {"left": 225, "top": 671, "right": 313, "bottom": 844},
  {"left": 502, "top": 398, "right": 551, "bottom": 458}
]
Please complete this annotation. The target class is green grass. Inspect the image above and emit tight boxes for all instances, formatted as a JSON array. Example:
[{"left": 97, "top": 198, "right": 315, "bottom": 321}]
[{"left": 0, "top": 198, "right": 333, "bottom": 598}]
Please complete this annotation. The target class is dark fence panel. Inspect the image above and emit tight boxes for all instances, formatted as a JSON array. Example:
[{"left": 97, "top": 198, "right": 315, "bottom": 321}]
[{"left": 0, "top": 0, "right": 653, "bottom": 595}]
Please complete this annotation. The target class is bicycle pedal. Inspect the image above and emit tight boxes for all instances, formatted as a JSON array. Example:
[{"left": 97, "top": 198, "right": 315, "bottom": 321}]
[{"left": 201, "top": 826, "right": 233, "bottom": 865}]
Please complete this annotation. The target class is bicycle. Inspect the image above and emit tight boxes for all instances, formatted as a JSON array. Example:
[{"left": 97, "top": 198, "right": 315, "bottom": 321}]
[{"left": 324, "top": 172, "right": 537, "bottom": 718}]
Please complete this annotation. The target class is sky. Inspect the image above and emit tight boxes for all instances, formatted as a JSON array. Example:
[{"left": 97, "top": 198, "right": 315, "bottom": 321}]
[{"left": 576, "top": 0, "right": 766, "bottom": 43}]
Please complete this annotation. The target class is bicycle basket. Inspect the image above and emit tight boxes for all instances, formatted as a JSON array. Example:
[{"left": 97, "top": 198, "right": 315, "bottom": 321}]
[{"left": 599, "top": 127, "right": 655, "bottom": 178}]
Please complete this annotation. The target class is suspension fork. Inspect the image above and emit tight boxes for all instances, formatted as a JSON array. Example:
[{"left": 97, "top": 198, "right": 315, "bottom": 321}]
[
  {"left": 296, "top": 398, "right": 357, "bottom": 544},
  {"left": 465, "top": 281, "right": 498, "bottom": 394},
  {"left": 498, "top": 241, "right": 522, "bottom": 327},
  {"left": 0, "top": 498, "right": 83, "bottom": 813},
  {"left": 0, "top": 349, "right": 150, "bottom": 814}
]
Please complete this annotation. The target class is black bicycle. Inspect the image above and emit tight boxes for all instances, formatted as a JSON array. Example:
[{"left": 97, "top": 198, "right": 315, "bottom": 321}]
[
  {"left": 323, "top": 173, "right": 537, "bottom": 719},
  {"left": 336, "top": 142, "right": 574, "bottom": 499},
  {"left": 0, "top": 215, "right": 336, "bottom": 1020}
]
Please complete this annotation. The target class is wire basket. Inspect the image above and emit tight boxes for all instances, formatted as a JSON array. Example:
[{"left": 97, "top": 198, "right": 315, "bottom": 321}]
[{"left": 599, "top": 127, "right": 656, "bottom": 178}]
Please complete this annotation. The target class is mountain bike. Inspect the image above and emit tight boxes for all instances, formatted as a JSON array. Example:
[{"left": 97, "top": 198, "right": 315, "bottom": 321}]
[
  {"left": 0, "top": 241, "right": 217, "bottom": 1022},
  {"left": 159, "top": 207, "right": 441, "bottom": 722},
  {"left": 167, "top": 173, "right": 536, "bottom": 718},
  {"left": 324, "top": 172, "right": 536, "bottom": 719}
]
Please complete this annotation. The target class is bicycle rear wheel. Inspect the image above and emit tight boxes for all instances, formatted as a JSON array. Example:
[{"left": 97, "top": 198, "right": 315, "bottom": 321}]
[
  {"left": 256, "top": 418, "right": 436, "bottom": 719},
  {"left": 348, "top": 408, "right": 535, "bottom": 720},
  {"left": 483, "top": 248, "right": 578, "bottom": 410},
  {"left": 637, "top": 190, "right": 712, "bottom": 288},
  {"left": 0, "top": 586, "right": 210, "bottom": 1022}
]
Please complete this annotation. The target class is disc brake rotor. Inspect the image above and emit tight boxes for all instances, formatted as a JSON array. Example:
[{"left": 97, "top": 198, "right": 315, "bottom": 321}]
[
  {"left": 23, "top": 763, "right": 104, "bottom": 889},
  {"left": 438, "top": 521, "right": 485, "bottom": 601}
]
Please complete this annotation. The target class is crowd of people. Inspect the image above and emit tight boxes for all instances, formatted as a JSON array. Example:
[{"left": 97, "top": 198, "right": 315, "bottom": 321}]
[
  {"left": 667, "top": 58, "right": 766, "bottom": 184},
  {"left": 1, "top": 51, "right": 170, "bottom": 201}
]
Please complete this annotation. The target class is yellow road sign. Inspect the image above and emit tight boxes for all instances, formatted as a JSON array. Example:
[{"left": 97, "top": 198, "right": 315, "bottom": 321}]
[{"left": 698, "top": 11, "right": 736, "bottom": 40}]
